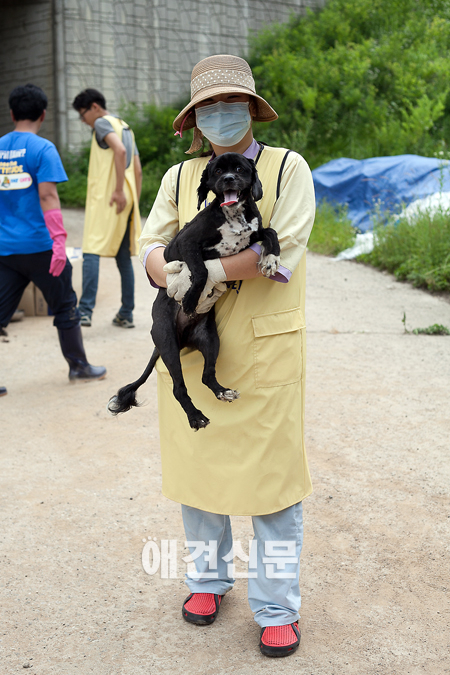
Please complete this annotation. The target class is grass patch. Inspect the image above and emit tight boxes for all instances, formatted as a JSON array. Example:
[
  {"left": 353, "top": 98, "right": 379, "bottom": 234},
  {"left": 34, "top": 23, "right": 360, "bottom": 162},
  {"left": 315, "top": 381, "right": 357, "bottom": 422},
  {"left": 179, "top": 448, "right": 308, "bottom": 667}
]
[
  {"left": 402, "top": 313, "right": 449, "bottom": 334},
  {"left": 412, "top": 324, "right": 450, "bottom": 335},
  {"left": 359, "top": 205, "right": 450, "bottom": 292},
  {"left": 308, "top": 199, "right": 356, "bottom": 256}
]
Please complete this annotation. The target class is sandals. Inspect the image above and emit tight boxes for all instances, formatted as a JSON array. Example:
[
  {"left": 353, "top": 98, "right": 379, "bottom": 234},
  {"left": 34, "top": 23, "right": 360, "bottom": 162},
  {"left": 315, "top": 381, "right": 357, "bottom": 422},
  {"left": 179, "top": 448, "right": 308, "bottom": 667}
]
[
  {"left": 260, "top": 621, "right": 301, "bottom": 657},
  {"left": 182, "top": 593, "right": 222, "bottom": 625},
  {"left": 182, "top": 592, "right": 300, "bottom": 658}
]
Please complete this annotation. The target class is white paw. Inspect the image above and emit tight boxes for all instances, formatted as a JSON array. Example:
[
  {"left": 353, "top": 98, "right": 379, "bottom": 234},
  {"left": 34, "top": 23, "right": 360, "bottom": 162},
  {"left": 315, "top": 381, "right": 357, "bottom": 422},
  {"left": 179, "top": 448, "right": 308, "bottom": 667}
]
[
  {"left": 106, "top": 395, "right": 119, "bottom": 416},
  {"left": 258, "top": 254, "right": 280, "bottom": 277},
  {"left": 217, "top": 389, "right": 240, "bottom": 402}
]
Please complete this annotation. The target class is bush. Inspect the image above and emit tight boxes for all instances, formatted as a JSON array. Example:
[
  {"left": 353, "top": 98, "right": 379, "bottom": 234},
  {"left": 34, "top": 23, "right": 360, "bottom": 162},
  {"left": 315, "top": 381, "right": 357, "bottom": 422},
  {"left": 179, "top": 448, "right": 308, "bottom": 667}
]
[
  {"left": 308, "top": 199, "right": 356, "bottom": 255},
  {"left": 359, "top": 205, "right": 450, "bottom": 292},
  {"left": 249, "top": 0, "right": 450, "bottom": 168},
  {"left": 57, "top": 146, "right": 90, "bottom": 207}
]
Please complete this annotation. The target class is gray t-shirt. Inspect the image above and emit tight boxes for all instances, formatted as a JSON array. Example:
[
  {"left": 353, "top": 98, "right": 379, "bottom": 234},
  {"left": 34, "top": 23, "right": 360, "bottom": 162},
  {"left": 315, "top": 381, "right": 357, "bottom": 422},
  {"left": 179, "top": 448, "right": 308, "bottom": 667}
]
[{"left": 94, "top": 116, "right": 139, "bottom": 169}]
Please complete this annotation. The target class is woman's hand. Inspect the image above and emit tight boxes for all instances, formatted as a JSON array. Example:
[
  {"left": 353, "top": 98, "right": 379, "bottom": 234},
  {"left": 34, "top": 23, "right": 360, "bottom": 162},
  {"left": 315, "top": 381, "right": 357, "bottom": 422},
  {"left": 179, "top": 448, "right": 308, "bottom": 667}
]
[
  {"left": 164, "top": 260, "right": 228, "bottom": 314},
  {"left": 164, "top": 261, "right": 192, "bottom": 302}
]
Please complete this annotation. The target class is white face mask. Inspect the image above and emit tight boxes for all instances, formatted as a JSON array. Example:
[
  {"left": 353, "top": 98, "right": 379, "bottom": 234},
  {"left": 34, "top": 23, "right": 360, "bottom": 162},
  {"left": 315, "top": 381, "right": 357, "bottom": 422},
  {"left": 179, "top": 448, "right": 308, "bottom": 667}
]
[{"left": 195, "top": 101, "right": 252, "bottom": 147}]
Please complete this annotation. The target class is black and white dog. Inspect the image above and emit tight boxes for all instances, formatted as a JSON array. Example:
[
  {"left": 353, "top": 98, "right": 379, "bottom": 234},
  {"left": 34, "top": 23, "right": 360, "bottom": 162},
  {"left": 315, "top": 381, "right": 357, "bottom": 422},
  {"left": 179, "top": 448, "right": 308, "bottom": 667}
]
[{"left": 108, "top": 152, "right": 280, "bottom": 430}]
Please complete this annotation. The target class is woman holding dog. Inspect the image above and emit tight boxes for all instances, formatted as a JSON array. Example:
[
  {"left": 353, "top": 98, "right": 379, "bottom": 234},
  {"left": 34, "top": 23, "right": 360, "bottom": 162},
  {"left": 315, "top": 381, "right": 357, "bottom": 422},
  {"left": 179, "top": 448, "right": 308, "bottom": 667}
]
[{"left": 140, "top": 54, "right": 315, "bottom": 657}]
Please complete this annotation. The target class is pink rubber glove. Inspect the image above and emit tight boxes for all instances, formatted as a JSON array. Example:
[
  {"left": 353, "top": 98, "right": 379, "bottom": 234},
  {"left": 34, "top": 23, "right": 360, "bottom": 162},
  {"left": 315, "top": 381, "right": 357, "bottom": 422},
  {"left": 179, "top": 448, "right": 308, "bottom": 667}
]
[{"left": 44, "top": 209, "right": 67, "bottom": 277}]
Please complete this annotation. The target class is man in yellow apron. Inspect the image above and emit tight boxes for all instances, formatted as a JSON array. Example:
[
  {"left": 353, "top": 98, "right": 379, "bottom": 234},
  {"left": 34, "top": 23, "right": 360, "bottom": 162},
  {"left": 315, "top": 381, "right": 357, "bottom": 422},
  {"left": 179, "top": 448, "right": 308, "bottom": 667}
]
[
  {"left": 140, "top": 55, "right": 315, "bottom": 657},
  {"left": 72, "top": 89, "right": 142, "bottom": 328}
]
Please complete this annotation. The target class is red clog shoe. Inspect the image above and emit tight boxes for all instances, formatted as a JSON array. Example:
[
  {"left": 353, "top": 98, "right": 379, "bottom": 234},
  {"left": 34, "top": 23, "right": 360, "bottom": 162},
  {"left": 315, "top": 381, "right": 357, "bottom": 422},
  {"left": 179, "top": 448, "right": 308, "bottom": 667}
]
[
  {"left": 182, "top": 593, "right": 222, "bottom": 625},
  {"left": 259, "top": 621, "right": 300, "bottom": 657}
]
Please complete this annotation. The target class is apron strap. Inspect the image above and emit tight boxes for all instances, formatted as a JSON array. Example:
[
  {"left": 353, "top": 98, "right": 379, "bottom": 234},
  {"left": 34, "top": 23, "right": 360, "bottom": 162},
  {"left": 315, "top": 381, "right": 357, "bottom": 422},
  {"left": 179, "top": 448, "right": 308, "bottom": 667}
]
[
  {"left": 276, "top": 150, "right": 293, "bottom": 200},
  {"left": 175, "top": 162, "right": 184, "bottom": 207},
  {"left": 255, "top": 142, "right": 265, "bottom": 165}
]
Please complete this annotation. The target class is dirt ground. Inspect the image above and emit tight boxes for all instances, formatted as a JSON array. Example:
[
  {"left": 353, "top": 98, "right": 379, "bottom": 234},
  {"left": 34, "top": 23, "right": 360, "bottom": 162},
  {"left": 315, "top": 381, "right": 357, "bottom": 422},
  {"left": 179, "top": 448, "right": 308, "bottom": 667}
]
[{"left": 1, "top": 208, "right": 449, "bottom": 675}]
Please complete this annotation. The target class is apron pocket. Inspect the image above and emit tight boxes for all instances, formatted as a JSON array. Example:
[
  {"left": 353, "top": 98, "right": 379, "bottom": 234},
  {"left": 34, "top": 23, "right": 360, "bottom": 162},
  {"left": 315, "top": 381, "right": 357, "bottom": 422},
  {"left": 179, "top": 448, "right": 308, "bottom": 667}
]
[{"left": 252, "top": 308, "right": 305, "bottom": 388}]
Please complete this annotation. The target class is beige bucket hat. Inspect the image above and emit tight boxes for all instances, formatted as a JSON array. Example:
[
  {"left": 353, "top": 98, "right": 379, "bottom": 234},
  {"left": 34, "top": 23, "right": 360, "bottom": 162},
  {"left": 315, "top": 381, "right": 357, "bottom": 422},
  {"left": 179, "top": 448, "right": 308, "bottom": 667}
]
[{"left": 173, "top": 54, "right": 278, "bottom": 153}]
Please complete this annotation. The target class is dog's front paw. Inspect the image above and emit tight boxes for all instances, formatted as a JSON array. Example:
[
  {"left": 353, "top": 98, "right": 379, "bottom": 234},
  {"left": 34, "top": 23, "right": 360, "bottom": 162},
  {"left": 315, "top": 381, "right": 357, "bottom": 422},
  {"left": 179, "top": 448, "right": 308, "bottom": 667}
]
[
  {"left": 258, "top": 254, "right": 281, "bottom": 277},
  {"left": 217, "top": 389, "right": 240, "bottom": 402}
]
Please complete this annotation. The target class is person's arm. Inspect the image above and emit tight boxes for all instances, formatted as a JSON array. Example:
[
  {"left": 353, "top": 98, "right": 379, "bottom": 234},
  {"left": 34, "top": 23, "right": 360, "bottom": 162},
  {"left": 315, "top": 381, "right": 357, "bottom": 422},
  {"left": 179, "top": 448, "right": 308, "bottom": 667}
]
[
  {"left": 38, "top": 181, "right": 61, "bottom": 212},
  {"left": 145, "top": 236, "right": 263, "bottom": 288},
  {"left": 220, "top": 247, "right": 262, "bottom": 281},
  {"left": 103, "top": 132, "right": 127, "bottom": 214},
  {"left": 38, "top": 182, "right": 67, "bottom": 277},
  {"left": 145, "top": 246, "right": 168, "bottom": 287},
  {"left": 134, "top": 154, "right": 142, "bottom": 202}
]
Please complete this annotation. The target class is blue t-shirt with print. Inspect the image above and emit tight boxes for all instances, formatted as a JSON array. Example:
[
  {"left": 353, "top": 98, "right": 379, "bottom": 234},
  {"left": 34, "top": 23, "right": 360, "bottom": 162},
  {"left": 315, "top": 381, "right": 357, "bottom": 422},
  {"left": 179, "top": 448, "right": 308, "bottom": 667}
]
[{"left": 0, "top": 131, "right": 68, "bottom": 255}]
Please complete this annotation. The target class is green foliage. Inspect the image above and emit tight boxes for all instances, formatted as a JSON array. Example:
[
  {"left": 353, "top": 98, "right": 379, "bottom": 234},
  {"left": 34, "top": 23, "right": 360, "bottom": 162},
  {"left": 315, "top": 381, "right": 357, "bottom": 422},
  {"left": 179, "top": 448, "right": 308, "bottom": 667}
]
[
  {"left": 359, "top": 205, "right": 450, "bottom": 292},
  {"left": 57, "top": 146, "right": 90, "bottom": 207},
  {"left": 248, "top": 0, "right": 450, "bottom": 168},
  {"left": 308, "top": 199, "right": 356, "bottom": 255},
  {"left": 412, "top": 324, "right": 450, "bottom": 335}
]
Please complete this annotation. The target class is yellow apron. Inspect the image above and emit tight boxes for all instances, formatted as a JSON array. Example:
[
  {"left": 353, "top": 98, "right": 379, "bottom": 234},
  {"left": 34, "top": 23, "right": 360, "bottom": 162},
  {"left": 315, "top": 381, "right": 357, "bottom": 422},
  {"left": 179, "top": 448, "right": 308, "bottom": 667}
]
[
  {"left": 156, "top": 147, "right": 313, "bottom": 516},
  {"left": 83, "top": 115, "right": 140, "bottom": 256}
]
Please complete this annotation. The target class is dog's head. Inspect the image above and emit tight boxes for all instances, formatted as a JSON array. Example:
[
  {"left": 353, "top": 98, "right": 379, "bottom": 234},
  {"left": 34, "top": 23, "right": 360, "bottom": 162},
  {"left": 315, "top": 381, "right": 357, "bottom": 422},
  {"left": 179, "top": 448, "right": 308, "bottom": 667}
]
[{"left": 197, "top": 153, "right": 263, "bottom": 210}]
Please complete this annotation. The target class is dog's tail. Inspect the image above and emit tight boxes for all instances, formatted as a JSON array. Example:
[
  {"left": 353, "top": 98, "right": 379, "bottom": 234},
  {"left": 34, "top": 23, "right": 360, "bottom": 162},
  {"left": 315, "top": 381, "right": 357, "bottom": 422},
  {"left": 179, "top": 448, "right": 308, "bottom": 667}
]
[{"left": 107, "top": 347, "right": 159, "bottom": 415}]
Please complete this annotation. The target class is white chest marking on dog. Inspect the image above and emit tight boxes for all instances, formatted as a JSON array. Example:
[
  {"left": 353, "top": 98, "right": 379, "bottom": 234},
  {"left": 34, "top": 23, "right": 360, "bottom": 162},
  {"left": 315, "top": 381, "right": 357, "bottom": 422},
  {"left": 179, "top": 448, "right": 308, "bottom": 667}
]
[{"left": 207, "top": 203, "right": 259, "bottom": 257}]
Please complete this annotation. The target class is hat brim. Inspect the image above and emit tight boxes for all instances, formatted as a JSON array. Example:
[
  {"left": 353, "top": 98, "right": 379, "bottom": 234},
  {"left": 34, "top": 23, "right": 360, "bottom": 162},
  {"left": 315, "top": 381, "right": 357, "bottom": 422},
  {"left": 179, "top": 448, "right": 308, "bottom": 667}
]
[{"left": 173, "top": 84, "right": 278, "bottom": 132}]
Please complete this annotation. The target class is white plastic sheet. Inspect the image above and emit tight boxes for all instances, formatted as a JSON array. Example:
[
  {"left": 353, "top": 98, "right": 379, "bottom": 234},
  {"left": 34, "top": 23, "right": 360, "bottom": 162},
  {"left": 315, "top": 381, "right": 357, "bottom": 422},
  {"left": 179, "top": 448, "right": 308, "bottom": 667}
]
[{"left": 334, "top": 232, "right": 374, "bottom": 260}]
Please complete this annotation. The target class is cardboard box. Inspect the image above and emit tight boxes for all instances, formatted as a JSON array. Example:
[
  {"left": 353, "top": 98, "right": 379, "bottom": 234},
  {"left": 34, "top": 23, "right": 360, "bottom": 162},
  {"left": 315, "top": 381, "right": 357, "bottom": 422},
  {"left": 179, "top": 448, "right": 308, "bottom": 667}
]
[
  {"left": 68, "top": 247, "right": 83, "bottom": 300},
  {"left": 34, "top": 286, "right": 49, "bottom": 316},
  {"left": 18, "top": 282, "right": 36, "bottom": 317},
  {"left": 18, "top": 247, "right": 83, "bottom": 317}
]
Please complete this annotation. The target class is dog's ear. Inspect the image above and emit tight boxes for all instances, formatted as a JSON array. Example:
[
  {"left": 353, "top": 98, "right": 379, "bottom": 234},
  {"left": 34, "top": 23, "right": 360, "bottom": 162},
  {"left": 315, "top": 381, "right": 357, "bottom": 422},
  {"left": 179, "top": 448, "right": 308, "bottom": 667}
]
[
  {"left": 197, "top": 165, "right": 211, "bottom": 210},
  {"left": 250, "top": 160, "right": 263, "bottom": 201}
]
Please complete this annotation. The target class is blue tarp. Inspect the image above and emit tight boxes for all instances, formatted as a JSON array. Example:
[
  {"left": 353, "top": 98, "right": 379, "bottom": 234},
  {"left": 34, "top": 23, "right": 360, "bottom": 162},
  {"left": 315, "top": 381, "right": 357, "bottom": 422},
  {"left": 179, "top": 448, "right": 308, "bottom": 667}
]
[{"left": 312, "top": 155, "right": 450, "bottom": 232}]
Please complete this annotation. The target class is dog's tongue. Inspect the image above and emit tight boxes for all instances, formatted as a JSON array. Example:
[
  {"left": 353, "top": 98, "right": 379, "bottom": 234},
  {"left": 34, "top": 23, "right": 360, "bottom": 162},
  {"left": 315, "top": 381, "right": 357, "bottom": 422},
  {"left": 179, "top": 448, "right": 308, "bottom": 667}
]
[{"left": 221, "top": 190, "right": 239, "bottom": 207}]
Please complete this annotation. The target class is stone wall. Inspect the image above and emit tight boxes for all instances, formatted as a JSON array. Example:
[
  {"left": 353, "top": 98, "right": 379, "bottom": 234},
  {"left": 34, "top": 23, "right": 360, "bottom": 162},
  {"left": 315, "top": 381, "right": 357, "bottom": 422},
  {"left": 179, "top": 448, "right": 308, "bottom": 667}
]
[
  {"left": 0, "top": 0, "right": 325, "bottom": 150},
  {"left": 0, "top": 0, "right": 56, "bottom": 144}
]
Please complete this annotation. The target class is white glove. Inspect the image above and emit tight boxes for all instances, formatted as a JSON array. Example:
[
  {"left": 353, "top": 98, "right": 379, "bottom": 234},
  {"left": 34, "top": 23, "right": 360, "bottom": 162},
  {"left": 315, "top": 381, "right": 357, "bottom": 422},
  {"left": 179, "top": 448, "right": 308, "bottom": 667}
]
[
  {"left": 163, "top": 261, "right": 192, "bottom": 303},
  {"left": 197, "top": 259, "right": 227, "bottom": 305},
  {"left": 195, "top": 281, "right": 228, "bottom": 314}
]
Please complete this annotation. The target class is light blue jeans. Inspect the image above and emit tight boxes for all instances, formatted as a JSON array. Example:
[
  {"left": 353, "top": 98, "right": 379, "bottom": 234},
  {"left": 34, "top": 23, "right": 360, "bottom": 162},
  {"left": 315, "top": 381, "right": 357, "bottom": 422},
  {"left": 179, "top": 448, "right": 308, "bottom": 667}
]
[
  {"left": 181, "top": 501, "right": 303, "bottom": 627},
  {"left": 79, "top": 219, "right": 134, "bottom": 321}
]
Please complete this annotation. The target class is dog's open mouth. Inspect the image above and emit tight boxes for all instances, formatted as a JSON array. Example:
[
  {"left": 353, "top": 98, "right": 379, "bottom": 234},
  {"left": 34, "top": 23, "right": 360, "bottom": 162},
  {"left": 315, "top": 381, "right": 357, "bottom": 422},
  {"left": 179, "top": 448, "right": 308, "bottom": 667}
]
[{"left": 221, "top": 190, "right": 239, "bottom": 207}]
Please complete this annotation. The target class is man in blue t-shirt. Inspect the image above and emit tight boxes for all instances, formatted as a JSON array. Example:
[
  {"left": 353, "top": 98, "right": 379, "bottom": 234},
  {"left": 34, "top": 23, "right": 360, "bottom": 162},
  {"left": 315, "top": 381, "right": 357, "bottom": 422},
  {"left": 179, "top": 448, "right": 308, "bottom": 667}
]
[{"left": 0, "top": 83, "right": 106, "bottom": 383}]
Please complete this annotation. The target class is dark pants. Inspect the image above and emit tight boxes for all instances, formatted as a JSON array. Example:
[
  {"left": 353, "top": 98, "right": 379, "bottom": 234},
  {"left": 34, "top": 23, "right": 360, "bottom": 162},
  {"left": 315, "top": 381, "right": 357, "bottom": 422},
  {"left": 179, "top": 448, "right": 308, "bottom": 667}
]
[
  {"left": 0, "top": 251, "right": 80, "bottom": 330},
  {"left": 79, "top": 217, "right": 135, "bottom": 321}
]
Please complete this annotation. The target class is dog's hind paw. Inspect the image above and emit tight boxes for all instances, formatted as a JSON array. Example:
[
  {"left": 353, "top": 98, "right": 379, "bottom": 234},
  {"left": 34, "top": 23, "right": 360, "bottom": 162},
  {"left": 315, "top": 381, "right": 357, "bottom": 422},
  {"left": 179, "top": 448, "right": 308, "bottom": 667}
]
[
  {"left": 217, "top": 389, "right": 240, "bottom": 402},
  {"left": 189, "top": 414, "right": 210, "bottom": 431},
  {"left": 107, "top": 395, "right": 120, "bottom": 416},
  {"left": 258, "top": 254, "right": 281, "bottom": 277}
]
